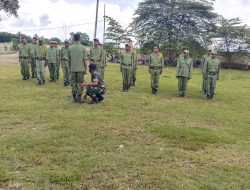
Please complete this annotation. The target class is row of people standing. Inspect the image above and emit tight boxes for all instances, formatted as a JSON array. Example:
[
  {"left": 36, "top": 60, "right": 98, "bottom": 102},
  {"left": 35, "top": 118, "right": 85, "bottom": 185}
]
[{"left": 120, "top": 44, "right": 221, "bottom": 100}]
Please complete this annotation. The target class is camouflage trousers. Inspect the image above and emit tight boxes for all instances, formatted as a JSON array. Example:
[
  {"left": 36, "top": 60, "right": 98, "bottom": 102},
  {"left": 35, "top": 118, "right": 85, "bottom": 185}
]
[
  {"left": 20, "top": 58, "right": 30, "bottom": 77},
  {"left": 178, "top": 76, "right": 188, "bottom": 96},
  {"left": 202, "top": 74, "right": 207, "bottom": 94},
  {"left": 36, "top": 60, "right": 46, "bottom": 81},
  {"left": 150, "top": 69, "right": 160, "bottom": 90},
  {"left": 56, "top": 64, "right": 60, "bottom": 80},
  {"left": 122, "top": 67, "right": 132, "bottom": 88},
  {"left": 207, "top": 74, "right": 218, "bottom": 96},
  {"left": 86, "top": 86, "right": 106, "bottom": 99},
  {"left": 30, "top": 58, "right": 37, "bottom": 75},
  {"left": 62, "top": 60, "right": 71, "bottom": 82},
  {"left": 71, "top": 72, "right": 84, "bottom": 96},
  {"left": 131, "top": 68, "right": 137, "bottom": 85},
  {"left": 48, "top": 63, "right": 57, "bottom": 81}
]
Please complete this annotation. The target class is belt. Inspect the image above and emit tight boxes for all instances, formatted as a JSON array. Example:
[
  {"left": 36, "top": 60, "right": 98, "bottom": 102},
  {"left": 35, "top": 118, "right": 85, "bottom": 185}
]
[
  {"left": 19, "top": 56, "right": 29, "bottom": 59},
  {"left": 150, "top": 66, "right": 161, "bottom": 69},
  {"left": 36, "top": 57, "right": 46, "bottom": 60},
  {"left": 208, "top": 72, "right": 217, "bottom": 75}
]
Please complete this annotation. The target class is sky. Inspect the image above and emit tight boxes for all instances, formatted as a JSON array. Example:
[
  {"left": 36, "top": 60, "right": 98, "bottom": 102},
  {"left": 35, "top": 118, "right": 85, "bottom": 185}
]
[{"left": 0, "top": 0, "right": 249, "bottom": 43}]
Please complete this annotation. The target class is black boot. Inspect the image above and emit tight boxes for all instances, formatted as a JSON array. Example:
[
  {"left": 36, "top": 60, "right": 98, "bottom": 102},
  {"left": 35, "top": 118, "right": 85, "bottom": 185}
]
[
  {"left": 22, "top": 76, "right": 26, "bottom": 80},
  {"left": 90, "top": 97, "right": 98, "bottom": 104},
  {"left": 77, "top": 95, "right": 82, "bottom": 103},
  {"left": 122, "top": 84, "right": 126, "bottom": 92},
  {"left": 31, "top": 73, "right": 35, "bottom": 78},
  {"left": 155, "top": 89, "right": 158, "bottom": 95},
  {"left": 73, "top": 94, "right": 77, "bottom": 103},
  {"left": 64, "top": 80, "right": 67, "bottom": 86},
  {"left": 37, "top": 80, "right": 42, "bottom": 85},
  {"left": 97, "top": 95, "right": 104, "bottom": 102}
]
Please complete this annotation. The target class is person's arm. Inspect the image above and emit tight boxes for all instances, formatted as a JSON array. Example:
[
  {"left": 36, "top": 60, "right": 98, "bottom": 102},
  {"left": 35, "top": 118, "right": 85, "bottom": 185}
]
[
  {"left": 160, "top": 53, "right": 164, "bottom": 75},
  {"left": 217, "top": 60, "right": 221, "bottom": 80},
  {"left": 176, "top": 59, "right": 180, "bottom": 78},
  {"left": 188, "top": 58, "right": 193, "bottom": 79}
]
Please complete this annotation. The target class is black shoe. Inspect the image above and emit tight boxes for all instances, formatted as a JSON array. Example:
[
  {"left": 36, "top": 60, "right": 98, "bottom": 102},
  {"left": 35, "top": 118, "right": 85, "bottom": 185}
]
[
  {"left": 89, "top": 97, "right": 98, "bottom": 104},
  {"left": 22, "top": 76, "right": 26, "bottom": 80},
  {"left": 31, "top": 73, "right": 35, "bottom": 78},
  {"left": 37, "top": 80, "right": 42, "bottom": 85},
  {"left": 26, "top": 76, "right": 29, "bottom": 80},
  {"left": 77, "top": 95, "right": 82, "bottom": 103},
  {"left": 64, "top": 81, "right": 68, "bottom": 86},
  {"left": 155, "top": 89, "right": 158, "bottom": 95},
  {"left": 73, "top": 94, "right": 77, "bottom": 103},
  {"left": 97, "top": 95, "right": 104, "bottom": 102}
]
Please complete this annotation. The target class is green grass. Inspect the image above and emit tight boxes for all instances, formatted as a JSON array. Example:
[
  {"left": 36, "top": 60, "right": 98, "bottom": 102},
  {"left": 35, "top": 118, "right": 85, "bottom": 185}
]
[{"left": 0, "top": 59, "right": 250, "bottom": 189}]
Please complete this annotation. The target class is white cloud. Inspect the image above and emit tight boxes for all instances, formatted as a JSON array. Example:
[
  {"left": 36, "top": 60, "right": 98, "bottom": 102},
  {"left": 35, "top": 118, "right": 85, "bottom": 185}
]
[
  {"left": 0, "top": 0, "right": 136, "bottom": 42},
  {"left": 213, "top": 0, "right": 250, "bottom": 25}
]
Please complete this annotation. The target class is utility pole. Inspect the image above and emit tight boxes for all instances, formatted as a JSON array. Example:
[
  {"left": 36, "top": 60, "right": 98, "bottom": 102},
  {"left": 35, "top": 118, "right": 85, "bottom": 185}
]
[
  {"left": 94, "top": 0, "right": 99, "bottom": 39},
  {"left": 103, "top": 4, "right": 106, "bottom": 45}
]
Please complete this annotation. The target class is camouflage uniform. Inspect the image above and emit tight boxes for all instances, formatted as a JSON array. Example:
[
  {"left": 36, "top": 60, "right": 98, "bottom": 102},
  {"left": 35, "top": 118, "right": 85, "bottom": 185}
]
[
  {"left": 201, "top": 52, "right": 211, "bottom": 94},
  {"left": 30, "top": 39, "right": 38, "bottom": 78},
  {"left": 120, "top": 52, "right": 134, "bottom": 91},
  {"left": 204, "top": 51, "right": 221, "bottom": 100},
  {"left": 86, "top": 70, "right": 106, "bottom": 103},
  {"left": 68, "top": 41, "right": 87, "bottom": 102},
  {"left": 149, "top": 52, "right": 164, "bottom": 94},
  {"left": 89, "top": 46, "right": 106, "bottom": 78},
  {"left": 46, "top": 45, "right": 58, "bottom": 81},
  {"left": 60, "top": 42, "right": 70, "bottom": 86},
  {"left": 176, "top": 51, "right": 193, "bottom": 97},
  {"left": 131, "top": 51, "right": 138, "bottom": 86},
  {"left": 34, "top": 41, "right": 47, "bottom": 85},
  {"left": 18, "top": 43, "right": 31, "bottom": 80}
]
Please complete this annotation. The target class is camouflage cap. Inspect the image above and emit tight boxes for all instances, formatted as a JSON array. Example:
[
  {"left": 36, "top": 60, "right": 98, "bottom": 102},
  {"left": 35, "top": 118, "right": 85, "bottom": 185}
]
[
  {"left": 33, "top": 36, "right": 38, "bottom": 40},
  {"left": 50, "top": 41, "right": 54, "bottom": 44},
  {"left": 54, "top": 41, "right": 58, "bottom": 44},
  {"left": 64, "top": 39, "right": 70, "bottom": 43},
  {"left": 93, "top": 38, "right": 99, "bottom": 42},
  {"left": 184, "top": 49, "right": 189, "bottom": 54}
]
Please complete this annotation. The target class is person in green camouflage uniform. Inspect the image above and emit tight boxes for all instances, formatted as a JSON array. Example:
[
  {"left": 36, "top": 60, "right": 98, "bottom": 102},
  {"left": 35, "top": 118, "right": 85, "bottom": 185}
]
[
  {"left": 68, "top": 34, "right": 87, "bottom": 103},
  {"left": 176, "top": 49, "right": 193, "bottom": 97},
  {"left": 54, "top": 41, "right": 61, "bottom": 80},
  {"left": 34, "top": 38, "right": 47, "bottom": 85},
  {"left": 131, "top": 51, "right": 138, "bottom": 86},
  {"left": 80, "top": 63, "right": 106, "bottom": 104},
  {"left": 201, "top": 48, "right": 212, "bottom": 95},
  {"left": 120, "top": 44, "right": 135, "bottom": 92},
  {"left": 46, "top": 41, "right": 58, "bottom": 82},
  {"left": 203, "top": 50, "right": 221, "bottom": 100},
  {"left": 30, "top": 37, "right": 38, "bottom": 78},
  {"left": 60, "top": 40, "right": 71, "bottom": 86},
  {"left": 149, "top": 45, "right": 164, "bottom": 94},
  {"left": 18, "top": 36, "right": 31, "bottom": 80},
  {"left": 89, "top": 38, "right": 106, "bottom": 79}
]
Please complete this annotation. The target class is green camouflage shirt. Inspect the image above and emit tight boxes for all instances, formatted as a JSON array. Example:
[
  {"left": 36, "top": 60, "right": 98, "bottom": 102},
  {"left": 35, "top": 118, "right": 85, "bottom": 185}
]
[
  {"left": 149, "top": 52, "right": 164, "bottom": 67},
  {"left": 89, "top": 46, "right": 104, "bottom": 62},
  {"left": 204, "top": 58, "right": 221, "bottom": 79},
  {"left": 176, "top": 57, "right": 193, "bottom": 78},
  {"left": 30, "top": 44, "right": 38, "bottom": 58},
  {"left": 201, "top": 53, "right": 211, "bottom": 68},
  {"left": 60, "top": 47, "right": 70, "bottom": 61},
  {"left": 91, "top": 71, "right": 105, "bottom": 88},
  {"left": 19, "top": 43, "right": 31, "bottom": 57},
  {"left": 46, "top": 48, "right": 57, "bottom": 63},
  {"left": 121, "top": 52, "right": 133, "bottom": 68},
  {"left": 69, "top": 42, "right": 87, "bottom": 72},
  {"left": 34, "top": 45, "right": 47, "bottom": 59}
]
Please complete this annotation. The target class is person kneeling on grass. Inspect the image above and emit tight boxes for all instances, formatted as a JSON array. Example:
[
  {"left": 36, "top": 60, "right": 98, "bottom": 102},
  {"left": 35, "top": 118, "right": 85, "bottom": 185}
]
[{"left": 80, "top": 63, "right": 106, "bottom": 104}]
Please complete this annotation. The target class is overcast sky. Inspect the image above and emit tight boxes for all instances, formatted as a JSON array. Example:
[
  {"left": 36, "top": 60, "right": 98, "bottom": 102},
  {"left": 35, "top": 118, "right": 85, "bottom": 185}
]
[{"left": 0, "top": 0, "right": 249, "bottom": 42}]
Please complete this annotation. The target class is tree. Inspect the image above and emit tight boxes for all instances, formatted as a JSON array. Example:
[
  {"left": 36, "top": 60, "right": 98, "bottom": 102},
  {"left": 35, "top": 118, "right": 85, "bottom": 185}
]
[
  {"left": 214, "top": 17, "right": 250, "bottom": 68},
  {"left": 49, "top": 37, "right": 62, "bottom": 44},
  {"left": 105, "top": 16, "right": 130, "bottom": 47},
  {"left": 0, "top": 0, "right": 19, "bottom": 19},
  {"left": 131, "top": 0, "right": 218, "bottom": 64},
  {"left": 69, "top": 32, "right": 91, "bottom": 46}
]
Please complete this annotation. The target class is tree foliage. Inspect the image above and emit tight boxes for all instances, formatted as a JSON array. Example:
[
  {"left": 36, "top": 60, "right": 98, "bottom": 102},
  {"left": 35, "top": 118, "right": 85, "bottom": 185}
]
[
  {"left": 105, "top": 16, "right": 130, "bottom": 46},
  {"left": 69, "top": 32, "right": 92, "bottom": 46},
  {"left": 0, "top": 0, "right": 19, "bottom": 18}
]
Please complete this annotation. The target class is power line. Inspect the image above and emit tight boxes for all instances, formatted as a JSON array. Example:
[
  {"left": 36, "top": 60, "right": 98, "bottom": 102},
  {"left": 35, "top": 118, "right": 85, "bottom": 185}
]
[{"left": 3, "top": 20, "right": 104, "bottom": 33}]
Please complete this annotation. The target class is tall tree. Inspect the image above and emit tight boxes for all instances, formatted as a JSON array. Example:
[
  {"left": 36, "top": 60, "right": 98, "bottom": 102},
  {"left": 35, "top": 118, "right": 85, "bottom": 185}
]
[
  {"left": 69, "top": 32, "right": 91, "bottom": 46},
  {"left": 0, "top": 0, "right": 19, "bottom": 19},
  {"left": 131, "top": 0, "right": 218, "bottom": 64},
  {"left": 214, "top": 17, "right": 250, "bottom": 68},
  {"left": 105, "top": 16, "right": 130, "bottom": 47}
]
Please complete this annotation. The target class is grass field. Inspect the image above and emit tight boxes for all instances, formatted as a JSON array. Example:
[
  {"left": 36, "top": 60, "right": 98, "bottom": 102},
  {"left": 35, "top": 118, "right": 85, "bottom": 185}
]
[{"left": 0, "top": 54, "right": 250, "bottom": 190}]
